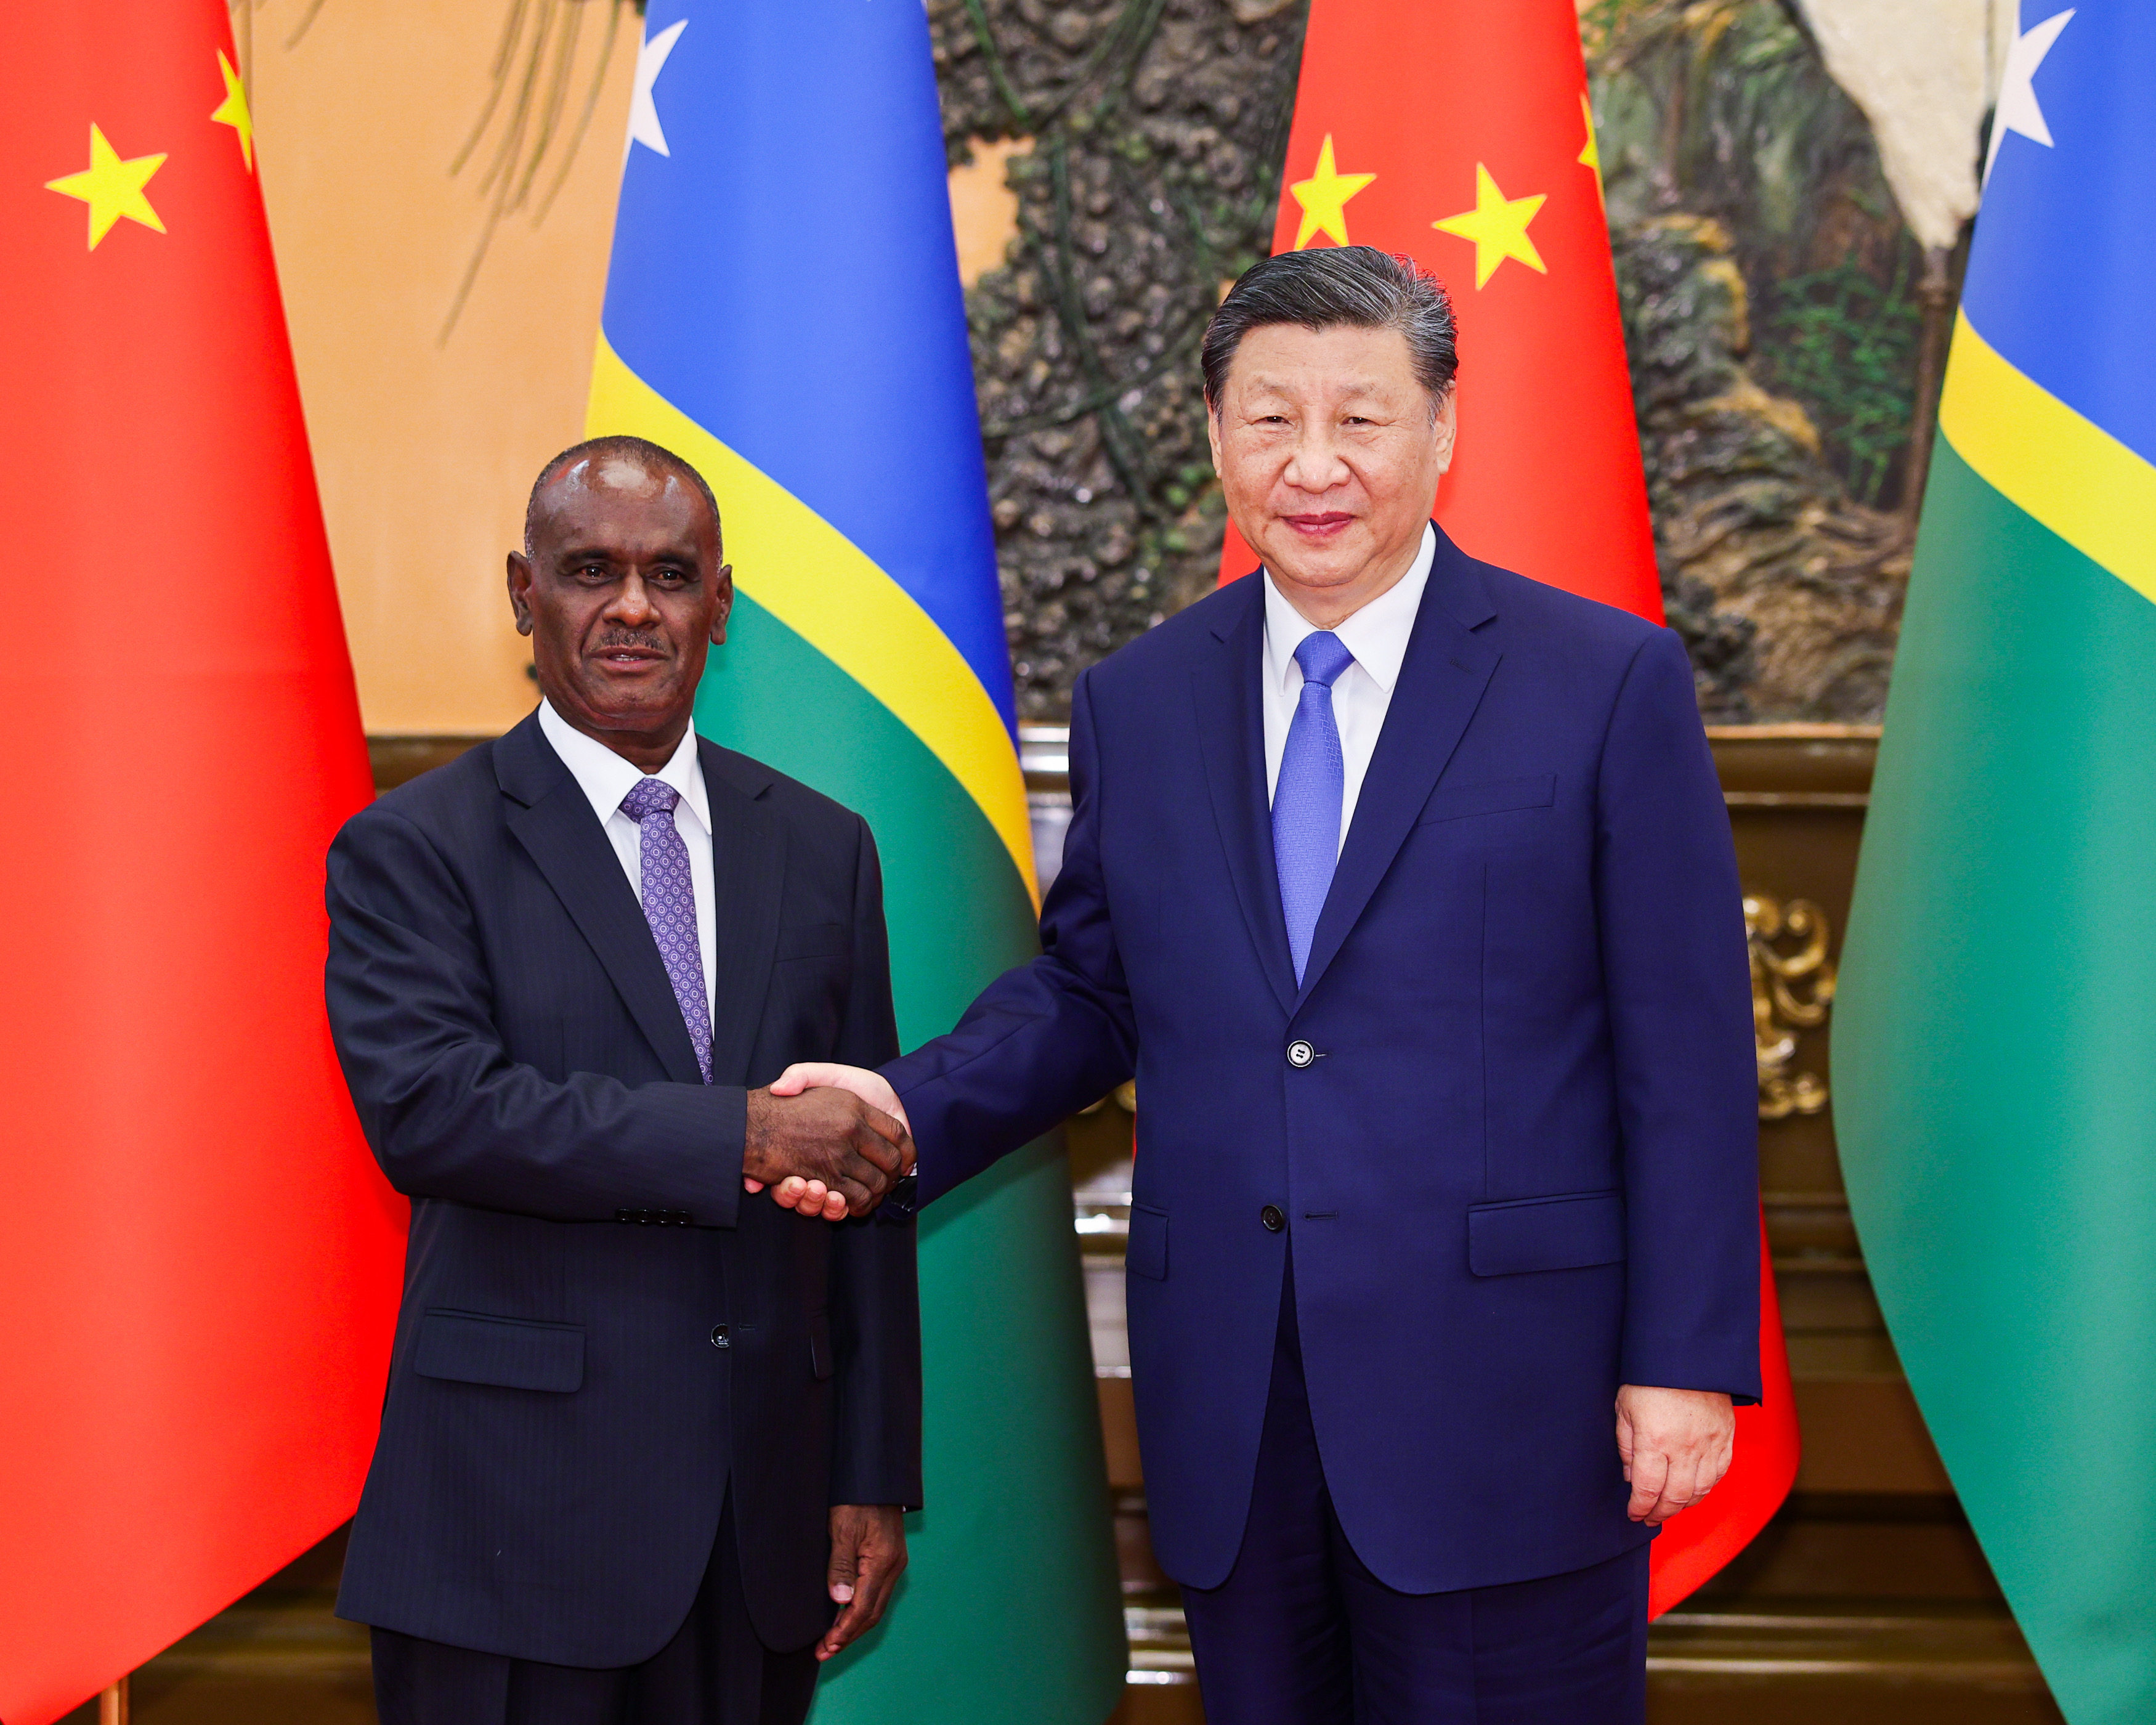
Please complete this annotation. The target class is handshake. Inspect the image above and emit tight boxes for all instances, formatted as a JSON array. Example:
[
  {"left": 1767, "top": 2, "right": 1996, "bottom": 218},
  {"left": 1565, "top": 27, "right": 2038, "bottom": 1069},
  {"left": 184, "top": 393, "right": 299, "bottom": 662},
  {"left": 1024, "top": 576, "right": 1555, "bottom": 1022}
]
[{"left": 742, "top": 1064, "right": 915, "bottom": 1222}]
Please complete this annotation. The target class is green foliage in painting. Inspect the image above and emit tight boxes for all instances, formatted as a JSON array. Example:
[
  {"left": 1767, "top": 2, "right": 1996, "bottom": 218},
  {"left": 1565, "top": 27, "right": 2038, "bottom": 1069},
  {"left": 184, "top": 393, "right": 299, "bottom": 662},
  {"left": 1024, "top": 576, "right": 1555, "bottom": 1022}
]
[{"left": 1761, "top": 243, "right": 1923, "bottom": 506}]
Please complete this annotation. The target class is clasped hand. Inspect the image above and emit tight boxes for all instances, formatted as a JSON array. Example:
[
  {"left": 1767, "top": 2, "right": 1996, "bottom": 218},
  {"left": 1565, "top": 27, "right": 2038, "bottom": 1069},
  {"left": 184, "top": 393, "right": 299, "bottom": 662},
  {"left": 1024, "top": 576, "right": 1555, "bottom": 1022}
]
[{"left": 743, "top": 1073, "right": 914, "bottom": 1220}]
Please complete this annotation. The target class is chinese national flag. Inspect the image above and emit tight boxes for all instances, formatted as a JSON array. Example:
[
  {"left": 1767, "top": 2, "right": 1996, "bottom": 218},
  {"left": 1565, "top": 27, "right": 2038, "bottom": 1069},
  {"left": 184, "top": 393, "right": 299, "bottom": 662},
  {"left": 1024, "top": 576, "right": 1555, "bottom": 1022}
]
[
  {"left": 0, "top": 6, "right": 405, "bottom": 1720},
  {"left": 1222, "top": 0, "right": 1800, "bottom": 1615}
]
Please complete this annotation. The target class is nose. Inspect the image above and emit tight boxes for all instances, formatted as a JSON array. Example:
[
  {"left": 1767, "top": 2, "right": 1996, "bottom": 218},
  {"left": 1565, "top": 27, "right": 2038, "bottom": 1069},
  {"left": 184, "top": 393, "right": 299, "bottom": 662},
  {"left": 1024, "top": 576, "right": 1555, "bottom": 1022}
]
[
  {"left": 607, "top": 570, "right": 658, "bottom": 625},
  {"left": 1281, "top": 423, "right": 1350, "bottom": 495}
]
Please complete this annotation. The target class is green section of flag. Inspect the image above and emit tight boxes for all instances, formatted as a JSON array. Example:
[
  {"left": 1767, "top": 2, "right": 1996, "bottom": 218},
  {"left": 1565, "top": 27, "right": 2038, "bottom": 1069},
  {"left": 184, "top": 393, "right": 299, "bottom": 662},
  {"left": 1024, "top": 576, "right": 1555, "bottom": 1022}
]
[
  {"left": 1834, "top": 439, "right": 2156, "bottom": 1724},
  {"left": 697, "top": 594, "right": 1126, "bottom": 1724}
]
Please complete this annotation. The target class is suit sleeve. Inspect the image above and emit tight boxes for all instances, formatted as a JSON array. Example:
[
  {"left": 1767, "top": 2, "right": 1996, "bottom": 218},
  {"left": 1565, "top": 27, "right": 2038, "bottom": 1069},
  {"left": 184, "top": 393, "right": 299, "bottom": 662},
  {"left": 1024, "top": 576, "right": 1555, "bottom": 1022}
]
[
  {"left": 325, "top": 803, "right": 745, "bottom": 1227},
  {"left": 882, "top": 667, "right": 1139, "bottom": 1205},
  {"left": 827, "top": 817, "right": 923, "bottom": 1508},
  {"left": 1595, "top": 628, "right": 1763, "bottom": 1402}
]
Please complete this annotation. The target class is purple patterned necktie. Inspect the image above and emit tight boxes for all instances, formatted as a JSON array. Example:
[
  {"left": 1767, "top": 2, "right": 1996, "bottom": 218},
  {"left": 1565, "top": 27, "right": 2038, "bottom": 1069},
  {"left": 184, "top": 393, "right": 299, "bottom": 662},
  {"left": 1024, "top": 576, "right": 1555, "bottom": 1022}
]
[{"left": 620, "top": 777, "right": 712, "bottom": 1083}]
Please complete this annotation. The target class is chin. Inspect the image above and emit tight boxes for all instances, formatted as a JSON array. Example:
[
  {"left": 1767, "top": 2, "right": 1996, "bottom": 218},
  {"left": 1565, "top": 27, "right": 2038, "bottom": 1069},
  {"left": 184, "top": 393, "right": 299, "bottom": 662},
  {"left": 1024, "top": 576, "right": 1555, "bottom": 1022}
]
[
  {"left": 574, "top": 691, "right": 675, "bottom": 726},
  {"left": 1265, "top": 538, "right": 1368, "bottom": 580}
]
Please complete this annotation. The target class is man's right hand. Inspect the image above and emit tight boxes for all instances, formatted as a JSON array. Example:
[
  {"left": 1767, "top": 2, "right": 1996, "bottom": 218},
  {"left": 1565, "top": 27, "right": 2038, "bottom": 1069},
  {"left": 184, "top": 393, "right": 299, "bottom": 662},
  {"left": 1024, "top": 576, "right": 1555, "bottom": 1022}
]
[
  {"left": 756, "top": 1064, "right": 913, "bottom": 1217},
  {"left": 744, "top": 1085, "right": 911, "bottom": 1219}
]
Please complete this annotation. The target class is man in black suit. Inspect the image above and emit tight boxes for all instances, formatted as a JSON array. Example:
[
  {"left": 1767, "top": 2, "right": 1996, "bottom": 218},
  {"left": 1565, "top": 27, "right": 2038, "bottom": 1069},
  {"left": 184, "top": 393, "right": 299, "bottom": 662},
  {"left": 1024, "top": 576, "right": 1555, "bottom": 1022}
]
[{"left": 325, "top": 435, "right": 921, "bottom": 1725}]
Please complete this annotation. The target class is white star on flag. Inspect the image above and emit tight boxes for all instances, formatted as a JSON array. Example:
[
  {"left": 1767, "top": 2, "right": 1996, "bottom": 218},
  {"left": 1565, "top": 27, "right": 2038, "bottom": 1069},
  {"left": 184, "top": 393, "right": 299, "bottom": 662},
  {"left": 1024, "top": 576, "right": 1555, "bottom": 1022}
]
[
  {"left": 1984, "top": 9, "right": 2073, "bottom": 186},
  {"left": 628, "top": 18, "right": 687, "bottom": 158}
]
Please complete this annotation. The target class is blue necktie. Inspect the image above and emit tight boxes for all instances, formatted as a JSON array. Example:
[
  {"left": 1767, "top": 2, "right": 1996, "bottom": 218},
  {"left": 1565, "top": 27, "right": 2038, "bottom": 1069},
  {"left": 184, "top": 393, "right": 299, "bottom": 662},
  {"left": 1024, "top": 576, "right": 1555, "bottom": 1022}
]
[
  {"left": 621, "top": 777, "right": 713, "bottom": 1083},
  {"left": 1273, "top": 631, "right": 1356, "bottom": 984}
]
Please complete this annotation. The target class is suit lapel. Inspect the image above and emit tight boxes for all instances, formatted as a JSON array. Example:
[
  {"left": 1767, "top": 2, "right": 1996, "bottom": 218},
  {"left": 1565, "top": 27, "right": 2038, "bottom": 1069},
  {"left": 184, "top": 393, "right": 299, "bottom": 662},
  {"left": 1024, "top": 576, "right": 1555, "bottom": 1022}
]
[
  {"left": 1192, "top": 577, "right": 1299, "bottom": 1017},
  {"left": 1295, "top": 530, "right": 1501, "bottom": 1007},
  {"left": 698, "top": 739, "right": 787, "bottom": 1087},
  {"left": 498, "top": 716, "right": 706, "bottom": 1086}
]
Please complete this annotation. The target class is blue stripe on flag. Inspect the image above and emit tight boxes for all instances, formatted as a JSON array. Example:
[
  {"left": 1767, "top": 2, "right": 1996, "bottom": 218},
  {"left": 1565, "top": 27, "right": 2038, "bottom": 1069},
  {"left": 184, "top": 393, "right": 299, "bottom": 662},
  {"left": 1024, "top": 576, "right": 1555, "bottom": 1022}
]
[
  {"left": 1961, "top": 1, "right": 2156, "bottom": 467},
  {"left": 600, "top": 0, "right": 1016, "bottom": 731}
]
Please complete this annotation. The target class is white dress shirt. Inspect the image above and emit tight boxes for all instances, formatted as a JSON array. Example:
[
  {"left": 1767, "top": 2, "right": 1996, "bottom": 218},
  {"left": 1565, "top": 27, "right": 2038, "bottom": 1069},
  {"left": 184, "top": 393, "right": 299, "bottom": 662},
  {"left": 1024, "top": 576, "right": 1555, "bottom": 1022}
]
[
  {"left": 1262, "top": 522, "right": 1437, "bottom": 853},
  {"left": 537, "top": 699, "right": 717, "bottom": 1021}
]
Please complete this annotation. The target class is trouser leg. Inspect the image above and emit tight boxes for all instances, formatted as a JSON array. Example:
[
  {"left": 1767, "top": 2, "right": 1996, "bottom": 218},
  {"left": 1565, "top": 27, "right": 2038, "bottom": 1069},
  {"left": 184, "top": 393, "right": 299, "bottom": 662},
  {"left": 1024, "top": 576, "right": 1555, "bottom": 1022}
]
[
  {"left": 371, "top": 1625, "right": 626, "bottom": 1725},
  {"left": 1178, "top": 1257, "right": 1352, "bottom": 1725},
  {"left": 371, "top": 1626, "right": 513, "bottom": 1725},
  {"left": 632, "top": 1493, "right": 821, "bottom": 1725},
  {"left": 370, "top": 1495, "right": 819, "bottom": 1725},
  {"left": 1336, "top": 1533, "right": 1650, "bottom": 1725}
]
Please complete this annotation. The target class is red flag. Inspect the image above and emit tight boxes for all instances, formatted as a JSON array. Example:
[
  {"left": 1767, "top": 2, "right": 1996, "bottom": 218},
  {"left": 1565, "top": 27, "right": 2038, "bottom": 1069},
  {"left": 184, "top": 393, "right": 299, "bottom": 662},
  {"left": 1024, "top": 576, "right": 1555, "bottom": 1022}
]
[
  {"left": 0, "top": 6, "right": 405, "bottom": 1719},
  {"left": 1220, "top": 0, "right": 1799, "bottom": 1615}
]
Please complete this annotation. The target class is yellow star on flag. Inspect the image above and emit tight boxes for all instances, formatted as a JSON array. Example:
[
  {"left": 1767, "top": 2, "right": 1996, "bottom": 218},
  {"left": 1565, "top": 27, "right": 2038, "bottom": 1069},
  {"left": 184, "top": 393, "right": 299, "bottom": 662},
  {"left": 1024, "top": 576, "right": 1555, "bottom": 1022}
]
[
  {"left": 1288, "top": 133, "right": 1376, "bottom": 251},
  {"left": 1579, "top": 93, "right": 1603, "bottom": 206},
  {"left": 1432, "top": 163, "right": 1547, "bottom": 289},
  {"left": 45, "top": 123, "right": 168, "bottom": 250},
  {"left": 213, "top": 50, "right": 254, "bottom": 172}
]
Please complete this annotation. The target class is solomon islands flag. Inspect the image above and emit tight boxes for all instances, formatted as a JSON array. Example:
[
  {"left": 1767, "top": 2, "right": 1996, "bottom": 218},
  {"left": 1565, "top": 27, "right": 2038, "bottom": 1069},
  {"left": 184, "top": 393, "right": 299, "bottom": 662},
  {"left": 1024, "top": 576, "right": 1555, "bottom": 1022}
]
[
  {"left": 1835, "top": 5, "right": 2156, "bottom": 1720},
  {"left": 585, "top": 5, "right": 1124, "bottom": 1721}
]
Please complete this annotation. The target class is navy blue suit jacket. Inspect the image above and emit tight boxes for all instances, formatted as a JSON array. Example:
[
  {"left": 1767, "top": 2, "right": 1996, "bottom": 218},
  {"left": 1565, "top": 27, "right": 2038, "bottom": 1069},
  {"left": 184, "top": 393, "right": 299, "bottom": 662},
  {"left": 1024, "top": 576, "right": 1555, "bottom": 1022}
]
[
  {"left": 886, "top": 529, "right": 1759, "bottom": 1593},
  {"left": 325, "top": 713, "right": 920, "bottom": 1666}
]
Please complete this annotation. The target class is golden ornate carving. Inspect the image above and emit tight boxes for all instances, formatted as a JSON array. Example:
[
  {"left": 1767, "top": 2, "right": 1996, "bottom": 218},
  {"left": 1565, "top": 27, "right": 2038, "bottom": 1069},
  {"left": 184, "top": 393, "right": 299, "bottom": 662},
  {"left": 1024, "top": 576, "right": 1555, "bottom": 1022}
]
[
  {"left": 1077, "top": 1081, "right": 1138, "bottom": 1116},
  {"left": 1747, "top": 894, "right": 1837, "bottom": 1119}
]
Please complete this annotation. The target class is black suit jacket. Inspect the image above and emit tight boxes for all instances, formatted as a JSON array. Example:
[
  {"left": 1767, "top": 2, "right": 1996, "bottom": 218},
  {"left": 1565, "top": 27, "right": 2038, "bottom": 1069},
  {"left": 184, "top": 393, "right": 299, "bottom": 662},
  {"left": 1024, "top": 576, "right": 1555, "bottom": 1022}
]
[{"left": 325, "top": 712, "right": 920, "bottom": 1666}]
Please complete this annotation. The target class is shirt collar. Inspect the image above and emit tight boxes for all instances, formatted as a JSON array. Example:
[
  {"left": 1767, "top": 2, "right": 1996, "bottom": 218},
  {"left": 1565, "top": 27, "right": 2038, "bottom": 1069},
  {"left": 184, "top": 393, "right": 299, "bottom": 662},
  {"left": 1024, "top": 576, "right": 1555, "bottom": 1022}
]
[
  {"left": 1262, "top": 522, "right": 1436, "bottom": 696},
  {"left": 537, "top": 699, "right": 711, "bottom": 835}
]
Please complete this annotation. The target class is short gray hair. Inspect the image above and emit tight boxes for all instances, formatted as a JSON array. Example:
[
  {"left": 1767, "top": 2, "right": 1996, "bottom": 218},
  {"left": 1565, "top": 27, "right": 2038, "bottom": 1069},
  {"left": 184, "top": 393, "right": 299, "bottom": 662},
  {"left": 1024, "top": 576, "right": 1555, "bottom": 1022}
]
[{"left": 1201, "top": 247, "right": 1458, "bottom": 412}]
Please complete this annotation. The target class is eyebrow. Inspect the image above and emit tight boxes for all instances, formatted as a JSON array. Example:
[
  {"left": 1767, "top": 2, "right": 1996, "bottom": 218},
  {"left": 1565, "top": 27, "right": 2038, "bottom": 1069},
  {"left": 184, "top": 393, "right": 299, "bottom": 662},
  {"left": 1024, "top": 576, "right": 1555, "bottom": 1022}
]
[
  {"left": 1238, "top": 375, "right": 1394, "bottom": 399},
  {"left": 554, "top": 545, "right": 703, "bottom": 567}
]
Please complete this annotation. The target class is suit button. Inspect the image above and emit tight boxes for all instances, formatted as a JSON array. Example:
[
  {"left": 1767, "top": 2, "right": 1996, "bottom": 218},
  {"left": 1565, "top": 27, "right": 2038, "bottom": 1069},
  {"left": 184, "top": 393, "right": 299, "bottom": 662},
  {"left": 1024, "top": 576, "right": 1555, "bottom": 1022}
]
[
  {"left": 710, "top": 1325, "right": 731, "bottom": 1349},
  {"left": 1260, "top": 1204, "right": 1286, "bottom": 1233},
  {"left": 1286, "top": 1040, "right": 1315, "bottom": 1069}
]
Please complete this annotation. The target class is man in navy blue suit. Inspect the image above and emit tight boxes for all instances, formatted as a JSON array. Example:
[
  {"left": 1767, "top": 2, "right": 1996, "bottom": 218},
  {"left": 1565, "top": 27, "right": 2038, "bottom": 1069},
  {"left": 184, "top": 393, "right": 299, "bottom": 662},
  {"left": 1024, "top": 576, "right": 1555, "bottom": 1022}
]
[
  {"left": 774, "top": 249, "right": 1761, "bottom": 1721},
  {"left": 326, "top": 439, "right": 922, "bottom": 1725}
]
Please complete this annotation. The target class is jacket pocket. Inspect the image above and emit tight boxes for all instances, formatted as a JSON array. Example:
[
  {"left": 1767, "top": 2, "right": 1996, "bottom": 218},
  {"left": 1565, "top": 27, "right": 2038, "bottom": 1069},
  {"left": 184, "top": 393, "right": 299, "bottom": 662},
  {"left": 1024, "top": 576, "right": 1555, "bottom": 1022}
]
[
  {"left": 1127, "top": 1204, "right": 1169, "bottom": 1281},
  {"left": 1467, "top": 1190, "right": 1624, "bottom": 1277},
  {"left": 776, "top": 922, "right": 848, "bottom": 962},
  {"left": 413, "top": 1309, "right": 585, "bottom": 1392},
  {"left": 808, "top": 1310, "right": 835, "bottom": 1381},
  {"left": 1416, "top": 773, "right": 1557, "bottom": 826}
]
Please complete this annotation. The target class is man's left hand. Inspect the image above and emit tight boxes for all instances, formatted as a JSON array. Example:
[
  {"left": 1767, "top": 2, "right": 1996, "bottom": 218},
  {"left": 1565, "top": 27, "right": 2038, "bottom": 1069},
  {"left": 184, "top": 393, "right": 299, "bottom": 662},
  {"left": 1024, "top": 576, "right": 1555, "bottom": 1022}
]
[
  {"left": 1615, "top": 1385, "right": 1735, "bottom": 1525},
  {"left": 819, "top": 1504, "right": 907, "bottom": 1660}
]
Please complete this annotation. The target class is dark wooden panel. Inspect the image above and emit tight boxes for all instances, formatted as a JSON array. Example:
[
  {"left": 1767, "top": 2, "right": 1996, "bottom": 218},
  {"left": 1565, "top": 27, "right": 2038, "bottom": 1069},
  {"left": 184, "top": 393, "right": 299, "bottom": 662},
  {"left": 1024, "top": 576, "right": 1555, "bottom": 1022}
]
[
  {"left": 1794, "top": 1381, "right": 1956, "bottom": 1495},
  {"left": 1098, "top": 1377, "right": 1144, "bottom": 1492},
  {"left": 368, "top": 735, "right": 488, "bottom": 795}
]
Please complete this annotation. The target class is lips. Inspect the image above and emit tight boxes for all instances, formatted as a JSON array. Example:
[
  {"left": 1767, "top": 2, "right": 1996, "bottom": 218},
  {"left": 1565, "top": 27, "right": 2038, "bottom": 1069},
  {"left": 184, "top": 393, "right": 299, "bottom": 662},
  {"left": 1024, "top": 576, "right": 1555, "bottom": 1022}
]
[
  {"left": 593, "top": 636, "right": 665, "bottom": 665},
  {"left": 1282, "top": 511, "right": 1356, "bottom": 537}
]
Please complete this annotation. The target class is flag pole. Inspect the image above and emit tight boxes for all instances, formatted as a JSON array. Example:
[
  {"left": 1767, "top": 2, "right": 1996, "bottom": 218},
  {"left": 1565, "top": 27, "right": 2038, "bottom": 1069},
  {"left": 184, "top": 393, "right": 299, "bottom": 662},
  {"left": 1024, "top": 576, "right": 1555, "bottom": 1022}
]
[{"left": 99, "top": 1677, "right": 129, "bottom": 1725}]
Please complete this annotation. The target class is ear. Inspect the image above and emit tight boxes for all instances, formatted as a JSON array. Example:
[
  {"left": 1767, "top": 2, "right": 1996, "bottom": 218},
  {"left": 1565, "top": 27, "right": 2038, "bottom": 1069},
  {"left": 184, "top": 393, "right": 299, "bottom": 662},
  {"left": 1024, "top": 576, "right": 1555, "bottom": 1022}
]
[
  {"left": 710, "top": 563, "right": 735, "bottom": 647},
  {"left": 1206, "top": 402, "right": 1225, "bottom": 476},
  {"left": 1430, "top": 389, "right": 1459, "bottom": 476},
  {"left": 506, "top": 551, "right": 535, "bottom": 636}
]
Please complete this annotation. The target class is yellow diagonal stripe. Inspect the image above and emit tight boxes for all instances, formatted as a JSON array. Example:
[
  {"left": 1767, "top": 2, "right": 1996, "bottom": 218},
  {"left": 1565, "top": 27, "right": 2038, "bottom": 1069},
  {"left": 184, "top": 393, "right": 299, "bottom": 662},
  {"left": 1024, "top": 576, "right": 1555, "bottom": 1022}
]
[
  {"left": 1940, "top": 310, "right": 2156, "bottom": 606},
  {"left": 588, "top": 335, "right": 1037, "bottom": 904}
]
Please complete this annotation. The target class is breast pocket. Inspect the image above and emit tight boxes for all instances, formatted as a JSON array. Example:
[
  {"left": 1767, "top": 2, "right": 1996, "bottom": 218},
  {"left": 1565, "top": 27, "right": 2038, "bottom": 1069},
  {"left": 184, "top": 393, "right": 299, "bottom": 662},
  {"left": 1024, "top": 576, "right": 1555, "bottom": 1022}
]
[
  {"left": 413, "top": 1309, "right": 585, "bottom": 1392},
  {"left": 1416, "top": 774, "right": 1557, "bottom": 826},
  {"left": 776, "top": 922, "right": 847, "bottom": 963}
]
